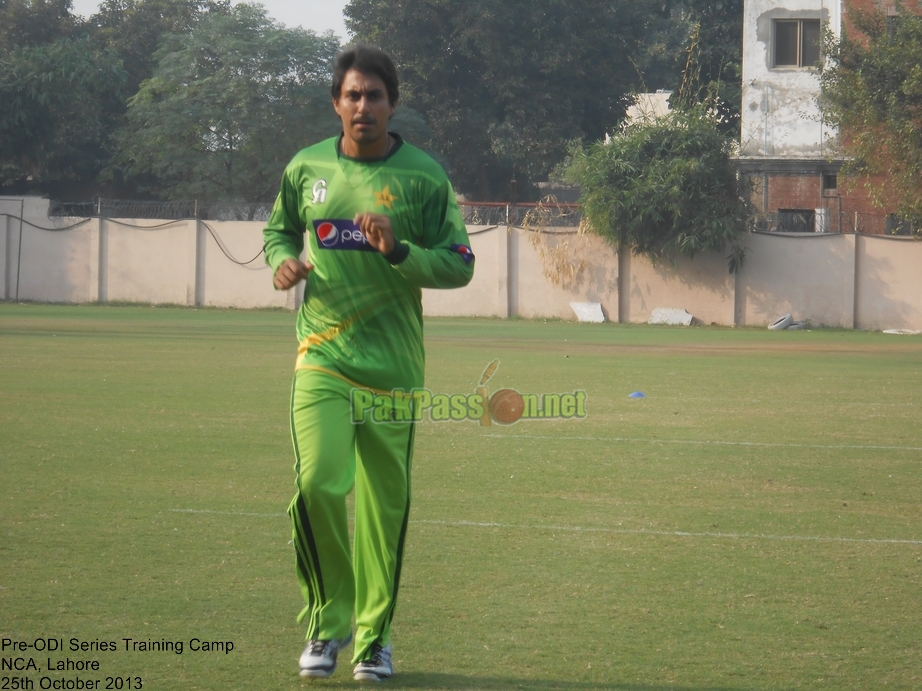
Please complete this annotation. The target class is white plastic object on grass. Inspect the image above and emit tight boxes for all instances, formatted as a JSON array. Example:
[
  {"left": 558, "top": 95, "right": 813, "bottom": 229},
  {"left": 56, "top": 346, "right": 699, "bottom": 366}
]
[
  {"left": 649, "top": 308, "right": 694, "bottom": 326},
  {"left": 570, "top": 302, "right": 605, "bottom": 323},
  {"left": 768, "top": 314, "right": 793, "bottom": 330}
]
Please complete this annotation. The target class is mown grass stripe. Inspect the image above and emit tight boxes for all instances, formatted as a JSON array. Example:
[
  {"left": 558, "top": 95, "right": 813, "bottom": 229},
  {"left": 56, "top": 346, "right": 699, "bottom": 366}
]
[
  {"left": 169, "top": 509, "right": 922, "bottom": 546},
  {"left": 484, "top": 433, "right": 922, "bottom": 453}
]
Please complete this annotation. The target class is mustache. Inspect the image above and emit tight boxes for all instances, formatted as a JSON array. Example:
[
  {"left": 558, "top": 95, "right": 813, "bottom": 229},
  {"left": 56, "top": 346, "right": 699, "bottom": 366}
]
[{"left": 352, "top": 117, "right": 376, "bottom": 125}]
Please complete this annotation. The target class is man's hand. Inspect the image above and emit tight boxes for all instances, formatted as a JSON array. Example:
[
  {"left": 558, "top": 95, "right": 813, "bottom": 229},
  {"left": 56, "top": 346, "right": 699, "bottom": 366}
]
[
  {"left": 273, "top": 258, "right": 313, "bottom": 290},
  {"left": 354, "top": 213, "right": 395, "bottom": 255}
]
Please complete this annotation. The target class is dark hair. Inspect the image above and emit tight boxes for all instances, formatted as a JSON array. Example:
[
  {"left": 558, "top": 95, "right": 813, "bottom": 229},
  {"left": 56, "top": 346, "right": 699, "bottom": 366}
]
[{"left": 331, "top": 44, "right": 399, "bottom": 106}]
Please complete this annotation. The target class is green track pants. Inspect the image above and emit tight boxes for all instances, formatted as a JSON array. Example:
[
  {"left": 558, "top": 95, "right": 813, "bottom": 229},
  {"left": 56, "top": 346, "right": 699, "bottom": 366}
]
[{"left": 287, "top": 368, "right": 414, "bottom": 663}]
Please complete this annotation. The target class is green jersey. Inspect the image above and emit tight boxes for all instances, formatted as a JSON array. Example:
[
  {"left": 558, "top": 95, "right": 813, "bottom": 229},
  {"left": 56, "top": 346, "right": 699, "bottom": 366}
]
[{"left": 263, "top": 134, "right": 474, "bottom": 392}]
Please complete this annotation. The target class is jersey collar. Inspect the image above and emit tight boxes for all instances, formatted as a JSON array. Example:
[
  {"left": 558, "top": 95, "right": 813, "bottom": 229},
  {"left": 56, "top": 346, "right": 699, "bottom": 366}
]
[{"left": 336, "top": 132, "right": 404, "bottom": 163}]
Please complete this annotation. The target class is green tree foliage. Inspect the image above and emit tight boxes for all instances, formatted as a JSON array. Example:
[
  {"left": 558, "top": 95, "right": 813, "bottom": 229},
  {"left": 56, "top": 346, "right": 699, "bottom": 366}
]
[
  {"left": 112, "top": 4, "right": 340, "bottom": 201},
  {"left": 649, "top": 0, "right": 743, "bottom": 135},
  {"left": 1, "top": 0, "right": 742, "bottom": 202},
  {"left": 820, "top": 4, "right": 922, "bottom": 227},
  {"left": 0, "top": 0, "right": 78, "bottom": 50},
  {"left": 345, "top": 0, "right": 651, "bottom": 199},
  {"left": 562, "top": 106, "right": 749, "bottom": 272},
  {"left": 88, "top": 0, "right": 228, "bottom": 97},
  {"left": 0, "top": 0, "right": 127, "bottom": 185}
]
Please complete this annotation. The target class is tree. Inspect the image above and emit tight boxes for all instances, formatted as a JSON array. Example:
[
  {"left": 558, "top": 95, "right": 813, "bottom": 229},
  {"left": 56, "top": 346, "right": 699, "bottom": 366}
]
[
  {"left": 0, "top": 0, "right": 126, "bottom": 187},
  {"left": 88, "top": 0, "right": 229, "bottom": 98},
  {"left": 0, "top": 0, "right": 78, "bottom": 51},
  {"left": 112, "top": 4, "right": 341, "bottom": 202},
  {"left": 646, "top": 0, "right": 744, "bottom": 136},
  {"left": 345, "top": 0, "right": 651, "bottom": 200},
  {"left": 344, "top": 0, "right": 743, "bottom": 199},
  {"left": 820, "top": 4, "right": 922, "bottom": 227},
  {"left": 0, "top": 0, "right": 232, "bottom": 195},
  {"left": 561, "top": 105, "right": 749, "bottom": 272},
  {"left": 0, "top": 37, "right": 126, "bottom": 186}
]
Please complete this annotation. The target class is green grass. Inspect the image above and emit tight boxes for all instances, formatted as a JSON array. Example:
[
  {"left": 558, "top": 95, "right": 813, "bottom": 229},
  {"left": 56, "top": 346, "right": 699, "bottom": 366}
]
[{"left": 1, "top": 303, "right": 920, "bottom": 690}]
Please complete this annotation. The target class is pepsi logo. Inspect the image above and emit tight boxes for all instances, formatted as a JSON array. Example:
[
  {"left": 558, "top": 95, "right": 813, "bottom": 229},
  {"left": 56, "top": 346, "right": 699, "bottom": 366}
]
[
  {"left": 312, "top": 219, "right": 376, "bottom": 252},
  {"left": 317, "top": 222, "right": 339, "bottom": 246}
]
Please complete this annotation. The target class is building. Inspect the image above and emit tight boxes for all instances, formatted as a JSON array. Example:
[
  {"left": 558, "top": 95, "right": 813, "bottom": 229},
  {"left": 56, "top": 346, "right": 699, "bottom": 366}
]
[{"left": 736, "top": 0, "right": 902, "bottom": 234}]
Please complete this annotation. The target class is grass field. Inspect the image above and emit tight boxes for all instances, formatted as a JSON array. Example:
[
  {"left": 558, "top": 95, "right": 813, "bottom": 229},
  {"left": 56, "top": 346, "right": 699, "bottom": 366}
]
[{"left": 1, "top": 303, "right": 920, "bottom": 691}]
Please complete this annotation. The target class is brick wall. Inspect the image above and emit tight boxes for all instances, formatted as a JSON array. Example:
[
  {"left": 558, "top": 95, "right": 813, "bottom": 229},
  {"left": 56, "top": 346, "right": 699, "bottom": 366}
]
[{"left": 747, "top": 171, "right": 892, "bottom": 233}]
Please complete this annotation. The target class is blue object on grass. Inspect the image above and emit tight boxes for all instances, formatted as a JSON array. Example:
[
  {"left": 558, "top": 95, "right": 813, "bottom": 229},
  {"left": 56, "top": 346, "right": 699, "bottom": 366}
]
[{"left": 628, "top": 391, "right": 646, "bottom": 398}]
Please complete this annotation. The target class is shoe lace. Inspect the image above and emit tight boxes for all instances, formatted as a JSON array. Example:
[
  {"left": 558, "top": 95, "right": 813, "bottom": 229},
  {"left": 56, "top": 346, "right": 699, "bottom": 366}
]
[
  {"left": 308, "top": 640, "right": 333, "bottom": 655},
  {"left": 365, "top": 643, "right": 389, "bottom": 666}
]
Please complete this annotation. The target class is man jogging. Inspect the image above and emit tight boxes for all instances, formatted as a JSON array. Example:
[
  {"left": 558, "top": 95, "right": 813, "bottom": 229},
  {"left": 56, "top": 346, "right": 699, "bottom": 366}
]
[{"left": 263, "top": 44, "right": 474, "bottom": 681}]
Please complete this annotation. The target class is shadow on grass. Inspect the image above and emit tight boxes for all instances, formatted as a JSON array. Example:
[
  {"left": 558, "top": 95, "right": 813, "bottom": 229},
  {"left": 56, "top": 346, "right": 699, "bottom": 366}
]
[{"left": 383, "top": 672, "right": 748, "bottom": 691}]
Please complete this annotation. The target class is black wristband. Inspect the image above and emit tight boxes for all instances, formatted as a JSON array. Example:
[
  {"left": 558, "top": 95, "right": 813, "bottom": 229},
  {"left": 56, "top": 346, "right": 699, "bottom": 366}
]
[{"left": 384, "top": 241, "right": 410, "bottom": 265}]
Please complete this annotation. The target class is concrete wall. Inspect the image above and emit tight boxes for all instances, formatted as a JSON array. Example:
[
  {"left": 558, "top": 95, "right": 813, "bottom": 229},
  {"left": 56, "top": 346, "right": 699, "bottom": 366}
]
[
  {"left": 422, "top": 225, "right": 505, "bottom": 317},
  {"left": 2, "top": 197, "right": 921, "bottom": 330},
  {"left": 736, "top": 232, "right": 857, "bottom": 328},
  {"left": 855, "top": 234, "right": 922, "bottom": 331},
  {"left": 1, "top": 201, "right": 293, "bottom": 310},
  {"left": 627, "top": 249, "right": 735, "bottom": 325}
]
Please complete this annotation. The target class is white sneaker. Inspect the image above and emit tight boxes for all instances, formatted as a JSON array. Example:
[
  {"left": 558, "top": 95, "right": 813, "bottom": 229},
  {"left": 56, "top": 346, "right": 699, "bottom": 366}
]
[
  {"left": 353, "top": 642, "right": 393, "bottom": 681},
  {"left": 298, "top": 633, "right": 352, "bottom": 679}
]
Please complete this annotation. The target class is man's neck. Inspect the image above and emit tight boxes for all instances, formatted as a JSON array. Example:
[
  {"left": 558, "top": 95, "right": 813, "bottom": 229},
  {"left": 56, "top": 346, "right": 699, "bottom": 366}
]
[{"left": 340, "top": 133, "right": 393, "bottom": 159}]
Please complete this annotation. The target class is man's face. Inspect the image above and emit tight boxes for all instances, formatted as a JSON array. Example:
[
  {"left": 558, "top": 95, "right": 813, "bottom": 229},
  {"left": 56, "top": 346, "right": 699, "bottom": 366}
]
[{"left": 333, "top": 68, "right": 396, "bottom": 153}]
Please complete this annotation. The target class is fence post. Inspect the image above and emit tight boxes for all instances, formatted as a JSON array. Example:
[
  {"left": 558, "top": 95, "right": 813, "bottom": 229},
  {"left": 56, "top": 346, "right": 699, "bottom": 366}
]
[
  {"left": 1, "top": 211, "right": 7, "bottom": 300},
  {"left": 195, "top": 219, "right": 206, "bottom": 307},
  {"left": 497, "top": 220, "right": 510, "bottom": 318},
  {"left": 617, "top": 240, "right": 630, "bottom": 323},
  {"left": 506, "top": 203, "right": 519, "bottom": 318},
  {"left": 96, "top": 217, "right": 109, "bottom": 303},
  {"left": 852, "top": 233, "right": 860, "bottom": 330},
  {"left": 1, "top": 201, "right": 24, "bottom": 300},
  {"left": 15, "top": 199, "right": 23, "bottom": 301}
]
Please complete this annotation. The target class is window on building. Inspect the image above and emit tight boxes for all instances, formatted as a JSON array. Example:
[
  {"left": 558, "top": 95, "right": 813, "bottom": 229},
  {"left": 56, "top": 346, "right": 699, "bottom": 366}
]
[
  {"left": 777, "top": 209, "right": 815, "bottom": 233},
  {"left": 887, "top": 5, "right": 901, "bottom": 39},
  {"left": 885, "top": 214, "right": 913, "bottom": 236},
  {"left": 822, "top": 173, "right": 837, "bottom": 192},
  {"left": 774, "top": 19, "right": 821, "bottom": 67}
]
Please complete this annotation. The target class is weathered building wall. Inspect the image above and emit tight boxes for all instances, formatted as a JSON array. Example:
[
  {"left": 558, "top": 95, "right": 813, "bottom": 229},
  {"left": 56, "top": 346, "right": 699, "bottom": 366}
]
[
  {"left": 735, "top": 1, "right": 912, "bottom": 230},
  {"left": 740, "top": 0, "right": 838, "bottom": 159}
]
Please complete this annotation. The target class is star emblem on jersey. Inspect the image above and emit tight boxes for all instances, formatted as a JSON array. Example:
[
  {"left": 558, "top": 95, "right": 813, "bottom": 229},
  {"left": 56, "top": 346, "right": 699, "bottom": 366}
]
[{"left": 373, "top": 185, "right": 398, "bottom": 209}]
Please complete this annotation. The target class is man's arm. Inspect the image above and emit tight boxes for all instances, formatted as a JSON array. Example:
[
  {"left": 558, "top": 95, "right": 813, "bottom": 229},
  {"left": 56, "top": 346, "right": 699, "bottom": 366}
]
[
  {"left": 263, "top": 169, "right": 310, "bottom": 288},
  {"left": 357, "top": 179, "right": 474, "bottom": 289}
]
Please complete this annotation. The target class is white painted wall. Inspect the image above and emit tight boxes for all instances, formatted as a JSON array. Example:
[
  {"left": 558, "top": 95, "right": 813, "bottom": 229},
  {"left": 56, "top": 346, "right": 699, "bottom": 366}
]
[
  {"left": 740, "top": 0, "right": 842, "bottom": 158},
  {"left": 735, "top": 231, "right": 856, "bottom": 327},
  {"left": 855, "top": 234, "right": 922, "bottom": 331},
  {"left": 3, "top": 197, "right": 921, "bottom": 331}
]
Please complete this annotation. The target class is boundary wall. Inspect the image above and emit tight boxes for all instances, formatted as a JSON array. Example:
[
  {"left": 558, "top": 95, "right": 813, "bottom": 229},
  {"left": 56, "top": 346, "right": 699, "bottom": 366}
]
[{"left": 2, "top": 198, "right": 921, "bottom": 330}]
